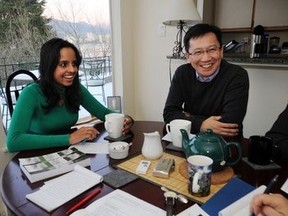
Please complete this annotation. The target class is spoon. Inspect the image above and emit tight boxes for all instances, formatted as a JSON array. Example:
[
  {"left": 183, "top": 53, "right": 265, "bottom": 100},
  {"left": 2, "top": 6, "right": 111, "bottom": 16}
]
[{"left": 161, "top": 186, "right": 188, "bottom": 204}]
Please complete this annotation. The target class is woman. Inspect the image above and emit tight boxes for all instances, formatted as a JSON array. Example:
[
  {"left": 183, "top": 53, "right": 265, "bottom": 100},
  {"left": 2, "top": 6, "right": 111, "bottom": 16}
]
[{"left": 7, "top": 38, "right": 133, "bottom": 152}]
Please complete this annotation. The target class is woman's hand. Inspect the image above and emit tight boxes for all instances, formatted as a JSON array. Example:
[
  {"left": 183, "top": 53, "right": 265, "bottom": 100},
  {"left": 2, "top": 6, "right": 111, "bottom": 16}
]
[
  {"left": 69, "top": 126, "right": 100, "bottom": 145},
  {"left": 122, "top": 115, "right": 134, "bottom": 134}
]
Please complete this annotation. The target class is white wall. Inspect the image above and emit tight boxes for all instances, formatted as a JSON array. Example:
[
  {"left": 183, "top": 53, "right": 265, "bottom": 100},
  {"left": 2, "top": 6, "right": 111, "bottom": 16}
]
[
  {"left": 111, "top": 0, "right": 177, "bottom": 121},
  {"left": 242, "top": 65, "right": 288, "bottom": 137},
  {"left": 111, "top": 0, "right": 288, "bottom": 138}
]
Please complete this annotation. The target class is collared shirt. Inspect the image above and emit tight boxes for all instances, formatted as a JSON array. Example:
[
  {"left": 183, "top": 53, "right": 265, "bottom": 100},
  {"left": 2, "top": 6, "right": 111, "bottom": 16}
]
[{"left": 196, "top": 67, "right": 220, "bottom": 82}]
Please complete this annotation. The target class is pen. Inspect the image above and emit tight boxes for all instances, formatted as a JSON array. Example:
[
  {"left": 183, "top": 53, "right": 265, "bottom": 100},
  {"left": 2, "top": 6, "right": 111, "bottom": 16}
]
[
  {"left": 263, "top": 174, "right": 278, "bottom": 194},
  {"left": 81, "top": 138, "right": 88, "bottom": 145},
  {"left": 250, "top": 174, "right": 279, "bottom": 216},
  {"left": 66, "top": 187, "right": 102, "bottom": 215}
]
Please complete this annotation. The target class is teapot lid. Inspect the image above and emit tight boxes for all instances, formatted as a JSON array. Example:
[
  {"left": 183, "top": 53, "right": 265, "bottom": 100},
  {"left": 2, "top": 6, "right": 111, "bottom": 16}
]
[{"left": 196, "top": 129, "right": 222, "bottom": 142}]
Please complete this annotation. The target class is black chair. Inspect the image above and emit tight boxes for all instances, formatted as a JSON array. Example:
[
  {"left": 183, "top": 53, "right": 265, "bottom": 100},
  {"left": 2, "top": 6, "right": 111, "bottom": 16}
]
[{"left": 5, "top": 70, "right": 38, "bottom": 117}]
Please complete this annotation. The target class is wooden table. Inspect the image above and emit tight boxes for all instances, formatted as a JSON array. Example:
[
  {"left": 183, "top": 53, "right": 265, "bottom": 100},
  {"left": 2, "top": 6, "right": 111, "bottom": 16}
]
[{"left": 1, "top": 121, "right": 287, "bottom": 216}]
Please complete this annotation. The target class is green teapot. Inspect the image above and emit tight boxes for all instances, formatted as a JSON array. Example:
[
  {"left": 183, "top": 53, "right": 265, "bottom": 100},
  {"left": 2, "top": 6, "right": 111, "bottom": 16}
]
[{"left": 180, "top": 129, "right": 242, "bottom": 172}]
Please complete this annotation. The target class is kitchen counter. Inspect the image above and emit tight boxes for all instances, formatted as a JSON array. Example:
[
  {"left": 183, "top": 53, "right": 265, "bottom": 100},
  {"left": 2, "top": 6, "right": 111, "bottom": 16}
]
[{"left": 224, "top": 53, "right": 288, "bottom": 68}]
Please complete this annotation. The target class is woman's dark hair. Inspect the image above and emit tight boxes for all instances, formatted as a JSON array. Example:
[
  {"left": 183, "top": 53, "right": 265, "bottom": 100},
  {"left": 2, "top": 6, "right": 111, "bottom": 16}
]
[
  {"left": 184, "top": 23, "right": 222, "bottom": 53},
  {"left": 39, "top": 38, "right": 82, "bottom": 113}
]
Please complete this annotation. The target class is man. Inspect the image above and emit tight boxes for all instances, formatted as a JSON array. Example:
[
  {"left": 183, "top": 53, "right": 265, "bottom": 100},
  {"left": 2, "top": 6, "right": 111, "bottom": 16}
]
[
  {"left": 250, "top": 193, "right": 288, "bottom": 216},
  {"left": 265, "top": 103, "right": 288, "bottom": 159},
  {"left": 163, "top": 23, "right": 249, "bottom": 138}
]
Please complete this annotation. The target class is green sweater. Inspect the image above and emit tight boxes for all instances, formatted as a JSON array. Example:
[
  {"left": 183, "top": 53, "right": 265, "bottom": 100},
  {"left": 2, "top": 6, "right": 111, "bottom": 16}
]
[{"left": 7, "top": 83, "right": 113, "bottom": 152}]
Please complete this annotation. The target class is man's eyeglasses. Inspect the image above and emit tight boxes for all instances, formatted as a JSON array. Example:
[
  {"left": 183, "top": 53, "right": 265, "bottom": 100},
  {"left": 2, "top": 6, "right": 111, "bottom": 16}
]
[{"left": 188, "top": 46, "right": 221, "bottom": 58}]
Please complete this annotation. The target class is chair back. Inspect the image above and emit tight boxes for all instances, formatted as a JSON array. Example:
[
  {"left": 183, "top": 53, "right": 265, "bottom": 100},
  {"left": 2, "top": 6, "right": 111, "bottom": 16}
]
[
  {"left": 82, "top": 59, "right": 105, "bottom": 85},
  {"left": 81, "top": 59, "right": 106, "bottom": 104},
  {"left": 5, "top": 69, "right": 38, "bottom": 116}
]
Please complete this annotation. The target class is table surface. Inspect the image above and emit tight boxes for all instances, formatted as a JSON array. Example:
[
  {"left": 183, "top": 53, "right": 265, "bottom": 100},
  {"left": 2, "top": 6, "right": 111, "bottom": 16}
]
[{"left": 1, "top": 121, "right": 287, "bottom": 216}]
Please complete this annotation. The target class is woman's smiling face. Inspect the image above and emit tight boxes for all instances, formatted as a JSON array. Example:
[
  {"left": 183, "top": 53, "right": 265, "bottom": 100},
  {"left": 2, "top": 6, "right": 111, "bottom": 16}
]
[
  {"left": 187, "top": 32, "right": 223, "bottom": 77},
  {"left": 53, "top": 47, "right": 78, "bottom": 87}
]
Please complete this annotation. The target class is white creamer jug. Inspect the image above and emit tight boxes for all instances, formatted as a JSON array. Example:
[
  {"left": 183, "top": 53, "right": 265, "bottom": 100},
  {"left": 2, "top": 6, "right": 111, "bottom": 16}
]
[{"left": 141, "top": 131, "right": 163, "bottom": 160}]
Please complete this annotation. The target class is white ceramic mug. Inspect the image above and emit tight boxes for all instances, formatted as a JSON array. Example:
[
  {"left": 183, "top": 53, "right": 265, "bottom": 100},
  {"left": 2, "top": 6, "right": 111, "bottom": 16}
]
[
  {"left": 104, "top": 113, "right": 125, "bottom": 139},
  {"left": 187, "top": 155, "right": 213, "bottom": 197},
  {"left": 166, "top": 119, "right": 191, "bottom": 148}
]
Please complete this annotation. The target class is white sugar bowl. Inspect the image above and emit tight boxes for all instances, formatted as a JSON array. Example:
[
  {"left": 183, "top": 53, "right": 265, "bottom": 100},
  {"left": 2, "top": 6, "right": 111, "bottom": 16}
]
[{"left": 108, "top": 141, "right": 130, "bottom": 159}]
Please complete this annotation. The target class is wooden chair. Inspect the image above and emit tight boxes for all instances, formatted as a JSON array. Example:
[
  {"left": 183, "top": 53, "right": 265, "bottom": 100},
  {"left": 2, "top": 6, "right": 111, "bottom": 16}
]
[
  {"left": 0, "top": 108, "right": 17, "bottom": 216},
  {"left": 5, "top": 69, "right": 38, "bottom": 117}
]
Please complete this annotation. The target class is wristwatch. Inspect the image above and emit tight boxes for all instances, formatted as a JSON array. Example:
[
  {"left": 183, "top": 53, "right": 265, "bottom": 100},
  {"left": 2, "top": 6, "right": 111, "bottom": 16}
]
[{"left": 164, "top": 191, "right": 177, "bottom": 216}]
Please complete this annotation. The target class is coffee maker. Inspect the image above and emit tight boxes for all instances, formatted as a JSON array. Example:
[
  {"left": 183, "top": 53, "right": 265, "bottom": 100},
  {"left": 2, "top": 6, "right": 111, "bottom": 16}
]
[
  {"left": 250, "top": 25, "right": 264, "bottom": 58},
  {"left": 269, "top": 36, "right": 281, "bottom": 54}
]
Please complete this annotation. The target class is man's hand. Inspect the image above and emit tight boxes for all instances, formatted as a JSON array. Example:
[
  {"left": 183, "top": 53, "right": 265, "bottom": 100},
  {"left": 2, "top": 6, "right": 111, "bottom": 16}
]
[
  {"left": 200, "top": 116, "right": 239, "bottom": 137},
  {"left": 250, "top": 193, "right": 288, "bottom": 216}
]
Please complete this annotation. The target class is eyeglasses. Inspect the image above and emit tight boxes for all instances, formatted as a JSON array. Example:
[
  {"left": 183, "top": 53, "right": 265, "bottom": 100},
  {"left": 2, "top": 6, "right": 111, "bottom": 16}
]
[{"left": 188, "top": 46, "right": 221, "bottom": 58}]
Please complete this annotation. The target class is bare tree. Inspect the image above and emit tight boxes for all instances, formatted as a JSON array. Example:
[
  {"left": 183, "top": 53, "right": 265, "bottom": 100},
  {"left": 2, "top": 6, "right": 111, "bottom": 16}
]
[{"left": 47, "top": 0, "right": 111, "bottom": 58}]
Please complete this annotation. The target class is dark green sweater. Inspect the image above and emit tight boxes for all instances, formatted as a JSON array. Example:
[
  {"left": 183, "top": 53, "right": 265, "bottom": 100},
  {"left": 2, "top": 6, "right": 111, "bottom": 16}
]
[
  {"left": 7, "top": 83, "right": 113, "bottom": 152},
  {"left": 163, "top": 60, "right": 249, "bottom": 136}
]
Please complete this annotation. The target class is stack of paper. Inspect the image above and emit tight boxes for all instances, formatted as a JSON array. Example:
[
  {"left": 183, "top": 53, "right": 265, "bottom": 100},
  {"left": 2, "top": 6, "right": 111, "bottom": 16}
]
[
  {"left": 218, "top": 185, "right": 266, "bottom": 216},
  {"left": 70, "top": 189, "right": 165, "bottom": 216},
  {"left": 26, "top": 165, "right": 103, "bottom": 212},
  {"left": 19, "top": 147, "right": 91, "bottom": 183}
]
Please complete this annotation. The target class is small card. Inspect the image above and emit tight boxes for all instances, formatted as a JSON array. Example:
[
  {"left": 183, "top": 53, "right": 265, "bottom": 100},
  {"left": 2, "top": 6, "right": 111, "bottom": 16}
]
[{"left": 103, "top": 169, "right": 138, "bottom": 188}]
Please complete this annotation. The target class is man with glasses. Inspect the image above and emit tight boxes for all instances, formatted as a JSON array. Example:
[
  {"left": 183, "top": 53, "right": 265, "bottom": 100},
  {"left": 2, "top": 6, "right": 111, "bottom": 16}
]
[{"left": 163, "top": 23, "right": 249, "bottom": 139}]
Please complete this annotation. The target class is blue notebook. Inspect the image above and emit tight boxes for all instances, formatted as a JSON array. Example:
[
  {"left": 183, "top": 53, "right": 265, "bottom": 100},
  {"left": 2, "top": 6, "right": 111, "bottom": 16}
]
[{"left": 201, "top": 177, "right": 254, "bottom": 216}]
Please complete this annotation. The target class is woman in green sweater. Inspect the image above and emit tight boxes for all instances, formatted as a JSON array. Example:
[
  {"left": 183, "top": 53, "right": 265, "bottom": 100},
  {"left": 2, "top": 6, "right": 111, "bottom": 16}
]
[{"left": 7, "top": 38, "right": 133, "bottom": 152}]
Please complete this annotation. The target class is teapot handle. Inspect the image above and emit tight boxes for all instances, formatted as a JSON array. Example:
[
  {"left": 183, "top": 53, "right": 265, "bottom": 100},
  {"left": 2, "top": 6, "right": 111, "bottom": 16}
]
[{"left": 225, "top": 142, "right": 242, "bottom": 166}]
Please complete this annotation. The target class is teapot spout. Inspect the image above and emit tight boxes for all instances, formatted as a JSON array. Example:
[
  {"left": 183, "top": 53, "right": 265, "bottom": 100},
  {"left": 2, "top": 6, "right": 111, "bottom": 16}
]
[{"left": 180, "top": 129, "right": 190, "bottom": 151}]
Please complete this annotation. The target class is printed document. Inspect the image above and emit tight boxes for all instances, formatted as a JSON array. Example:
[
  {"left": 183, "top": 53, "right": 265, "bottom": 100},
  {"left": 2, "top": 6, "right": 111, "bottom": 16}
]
[
  {"left": 26, "top": 165, "right": 103, "bottom": 212},
  {"left": 70, "top": 189, "right": 208, "bottom": 216}
]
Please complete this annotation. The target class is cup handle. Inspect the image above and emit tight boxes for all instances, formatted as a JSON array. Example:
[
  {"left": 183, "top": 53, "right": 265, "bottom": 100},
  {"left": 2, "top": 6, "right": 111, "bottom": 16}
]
[
  {"left": 192, "top": 172, "right": 201, "bottom": 193},
  {"left": 165, "top": 123, "right": 171, "bottom": 134},
  {"left": 226, "top": 142, "right": 242, "bottom": 166},
  {"left": 104, "top": 121, "right": 111, "bottom": 133}
]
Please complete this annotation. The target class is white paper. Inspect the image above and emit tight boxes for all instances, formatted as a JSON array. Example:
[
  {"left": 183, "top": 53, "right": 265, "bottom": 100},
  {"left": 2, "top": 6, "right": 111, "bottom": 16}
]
[
  {"left": 162, "top": 133, "right": 195, "bottom": 142},
  {"left": 26, "top": 165, "right": 103, "bottom": 212},
  {"left": 71, "top": 189, "right": 166, "bottom": 216},
  {"left": 218, "top": 185, "right": 266, "bottom": 216},
  {"left": 177, "top": 203, "right": 210, "bottom": 216},
  {"left": 72, "top": 142, "right": 109, "bottom": 154},
  {"left": 281, "top": 177, "right": 288, "bottom": 194},
  {"left": 73, "top": 118, "right": 103, "bottom": 129}
]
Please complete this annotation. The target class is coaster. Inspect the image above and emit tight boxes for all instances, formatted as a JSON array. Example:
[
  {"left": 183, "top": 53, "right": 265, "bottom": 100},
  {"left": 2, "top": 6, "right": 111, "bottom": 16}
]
[
  {"left": 165, "top": 142, "right": 184, "bottom": 152},
  {"left": 242, "top": 157, "right": 282, "bottom": 170},
  {"left": 104, "top": 134, "right": 133, "bottom": 142},
  {"left": 103, "top": 169, "right": 138, "bottom": 188},
  {"left": 179, "top": 161, "right": 235, "bottom": 185}
]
